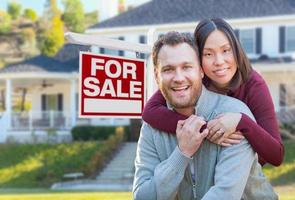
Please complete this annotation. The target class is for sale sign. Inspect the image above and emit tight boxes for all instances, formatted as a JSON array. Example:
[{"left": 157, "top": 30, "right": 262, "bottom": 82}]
[{"left": 79, "top": 52, "right": 145, "bottom": 118}]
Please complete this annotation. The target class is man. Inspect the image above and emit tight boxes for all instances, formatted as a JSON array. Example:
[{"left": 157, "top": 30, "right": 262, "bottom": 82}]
[{"left": 133, "top": 32, "right": 277, "bottom": 200}]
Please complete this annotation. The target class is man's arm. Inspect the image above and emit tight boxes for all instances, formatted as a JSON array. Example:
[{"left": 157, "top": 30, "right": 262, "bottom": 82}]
[
  {"left": 133, "top": 123, "right": 191, "bottom": 200},
  {"left": 202, "top": 139, "right": 255, "bottom": 199}
]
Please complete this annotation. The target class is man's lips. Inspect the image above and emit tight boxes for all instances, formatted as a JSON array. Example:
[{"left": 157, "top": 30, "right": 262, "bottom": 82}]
[{"left": 171, "top": 86, "right": 189, "bottom": 91}]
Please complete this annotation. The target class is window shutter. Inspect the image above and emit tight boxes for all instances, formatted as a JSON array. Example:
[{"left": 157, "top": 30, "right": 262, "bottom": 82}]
[
  {"left": 279, "top": 26, "right": 285, "bottom": 53},
  {"left": 139, "top": 35, "right": 146, "bottom": 59},
  {"left": 100, "top": 48, "right": 105, "bottom": 54},
  {"left": 255, "top": 28, "right": 262, "bottom": 54},
  {"left": 41, "top": 94, "right": 46, "bottom": 111},
  {"left": 118, "top": 36, "right": 124, "bottom": 56},
  {"left": 58, "top": 93, "right": 63, "bottom": 111}
]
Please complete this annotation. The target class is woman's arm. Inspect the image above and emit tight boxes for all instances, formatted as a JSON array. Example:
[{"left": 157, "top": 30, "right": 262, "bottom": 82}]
[
  {"left": 142, "top": 90, "right": 187, "bottom": 133},
  {"left": 236, "top": 79, "right": 284, "bottom": 166}
]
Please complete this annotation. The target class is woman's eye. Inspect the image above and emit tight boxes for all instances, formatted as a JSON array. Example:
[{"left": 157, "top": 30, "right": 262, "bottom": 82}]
[
  {"left": 204, "top": 52, "right": 212, "bottom": 57},
  {"left": 163, "top": 68, "right": 172, "bottom": 72},
  {"left": 224, "top": 48, "right": 231, "bottom": 53}
]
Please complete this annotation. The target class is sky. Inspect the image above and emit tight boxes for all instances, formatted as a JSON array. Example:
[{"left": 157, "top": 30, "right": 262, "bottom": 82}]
[
  {"left": 0, "top": 0, "right": 100, "bottom": 14},
  {"left": 0, "top": 0, "right": 148, "bottom": 15}
]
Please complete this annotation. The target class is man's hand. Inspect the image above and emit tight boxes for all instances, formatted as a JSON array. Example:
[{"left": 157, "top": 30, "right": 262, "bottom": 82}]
[{"left": 176, "top": 115, "right": 209, "bottom": 157}]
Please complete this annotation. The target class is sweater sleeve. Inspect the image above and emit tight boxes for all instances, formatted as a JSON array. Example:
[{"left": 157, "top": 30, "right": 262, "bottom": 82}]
[
  {"left": 142, "top": 90, "right": 187, "bottom": 133},
  {"left": 236, "top": 80, "right": 284, "bottom": 166},
  {"left": 133, "top": 123, "right": 191, "bottom": 200},
  {"left": 202, "top": 139, "right": 255, "bottom": 200}
]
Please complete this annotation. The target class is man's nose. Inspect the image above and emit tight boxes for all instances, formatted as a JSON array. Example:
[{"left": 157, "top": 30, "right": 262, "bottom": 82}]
[
  {"left": 173, "top": 69, "right": 185, "bottom": 82},
  {"left": 214, "top": 53, "right": 225, "bottom": 66}
]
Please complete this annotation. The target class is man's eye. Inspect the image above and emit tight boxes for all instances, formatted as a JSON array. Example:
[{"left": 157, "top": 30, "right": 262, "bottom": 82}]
[{"left": 183, "top": 66, "right": 192, "bottom": 70}]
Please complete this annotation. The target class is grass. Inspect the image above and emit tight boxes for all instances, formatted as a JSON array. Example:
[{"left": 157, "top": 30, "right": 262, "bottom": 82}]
[
  {"left": 263, "top": 140, "right": 295, "bottom": 186},
  {"left": 0, "top": 140, "right": 293, "bottom": 199},
  {"left": 0, "top": 191, "right": 132, "bottom": 200},
  {"left": 263, "top": 140, "right": 295, "bottom": 200},
  {"left": 0, "top": 131, "right": 124, "bottom": 188},
  {"left": 0, "top": 142, "right": 103, "bottom": 188}
]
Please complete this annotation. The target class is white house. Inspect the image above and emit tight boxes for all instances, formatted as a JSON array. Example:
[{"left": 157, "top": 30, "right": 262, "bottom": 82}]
[
  {"left": 86, "top": 0, "right": 295, "bottom": 117},
  {"left": 0, "top": 44, "right": 129, "bottom": 143},
  {"left": 1, "top": 0, "right": 295, "bottom": 143}
]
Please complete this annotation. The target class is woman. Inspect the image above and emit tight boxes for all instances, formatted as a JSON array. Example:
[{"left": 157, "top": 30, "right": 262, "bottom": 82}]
[{"left": 142, "top": 18, "right": 284, "bottom": 166}]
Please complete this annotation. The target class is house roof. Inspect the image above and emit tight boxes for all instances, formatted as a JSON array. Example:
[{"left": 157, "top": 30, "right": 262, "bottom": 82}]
[
  {"left": 0, "top": 44, "right": 90, "bottom": 74},
  {"left": 90, "top": 0, "right": 295, "bottom": 29}
]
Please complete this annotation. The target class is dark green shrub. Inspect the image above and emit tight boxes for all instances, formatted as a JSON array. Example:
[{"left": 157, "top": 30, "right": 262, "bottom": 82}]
[{"left": 71, "top": 126, "right": 128, "bottom": 141}]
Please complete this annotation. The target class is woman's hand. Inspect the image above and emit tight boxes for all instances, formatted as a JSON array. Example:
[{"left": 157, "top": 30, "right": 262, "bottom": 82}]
[
  {"left": 206, "top": 113, "right": 242, "bottom": 144},
  {"left": 217, "top": 131, "right": 245, "bottom": 147}
]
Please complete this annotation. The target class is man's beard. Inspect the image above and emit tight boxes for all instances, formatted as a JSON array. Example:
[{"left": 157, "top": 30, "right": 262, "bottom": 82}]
[{"left": 159, "top": 81, "right": 202, "bottom": 109}]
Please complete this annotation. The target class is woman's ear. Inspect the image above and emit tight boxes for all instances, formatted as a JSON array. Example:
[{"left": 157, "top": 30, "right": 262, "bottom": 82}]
[{"left": 200, "top": 67, "right": 204, "bottom": 79}]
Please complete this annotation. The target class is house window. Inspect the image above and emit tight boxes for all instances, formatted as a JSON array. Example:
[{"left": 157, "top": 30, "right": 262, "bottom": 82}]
[
  {"left": 239, "top": 29, "right": 255, "bottom": 54},
  {"left": 103, "top": 36, "right": 125, "bottom": 56},
  {"left": 41, "top": 94, "right": 63, "bottom": 111},
  {"left": 118, "top": 36, "right": 125, "bottom": 56},
  {"left": 139, "top": 35, "right": 146, "bottom": 59},
  {"left": 91, "top": 46, "right": 99, "bottom": 53},
  {"left": 286, "top": 26, "right": 295, "bottom": 52}
]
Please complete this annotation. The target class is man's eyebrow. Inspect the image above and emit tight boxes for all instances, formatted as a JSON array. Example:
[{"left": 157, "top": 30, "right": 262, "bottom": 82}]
[{"left": 161, "top": 65, "right": 173, "bottom": 70}]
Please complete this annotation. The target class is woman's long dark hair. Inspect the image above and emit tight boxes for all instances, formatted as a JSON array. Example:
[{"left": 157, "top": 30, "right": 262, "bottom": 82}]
[{"left": 194, "top": 18, "right": 252, "bottom": 91}]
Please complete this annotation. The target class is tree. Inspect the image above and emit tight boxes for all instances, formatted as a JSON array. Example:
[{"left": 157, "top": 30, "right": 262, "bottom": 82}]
[
  {"left": 7, "top": 1, "right": 22, "bottom": 20},
  {"left": 38, "top": 0, "right": 64, "bottom": 57},
  {"left": 23, "top": 8, "right": 38, "bottom": 21},
  {"left": 0, "top": 10, "right": 12, "bottom": 34},
  {"left": 43, "top": 0, "right": 61, "bottom": 21},
  {"left": 62, "top": 0, "right": 85, "bottom": 33},
  {"left": 38, "top": 16, "right": 64, "bottom": 57}
]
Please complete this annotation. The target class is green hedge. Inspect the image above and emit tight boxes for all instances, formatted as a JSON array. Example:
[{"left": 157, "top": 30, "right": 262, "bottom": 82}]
[{"left": 71, "top": 126, "right": 123, "bottom": 141}]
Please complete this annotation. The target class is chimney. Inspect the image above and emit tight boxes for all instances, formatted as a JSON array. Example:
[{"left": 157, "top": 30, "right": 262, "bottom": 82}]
[{"left": 118, "top": 0, "right": 125, "bottom": 13}]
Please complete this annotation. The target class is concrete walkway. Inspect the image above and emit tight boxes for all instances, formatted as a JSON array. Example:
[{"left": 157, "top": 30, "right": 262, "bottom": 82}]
[{"left": 51, "top": 142, "right": 137, "bottom": 191}]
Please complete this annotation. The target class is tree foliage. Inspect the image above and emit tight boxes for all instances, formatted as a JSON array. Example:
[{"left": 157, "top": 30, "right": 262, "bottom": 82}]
[
  {"left": 38, "top": 16, "right": 64, "bottom": 57},
  {"left": 7, "top": 1, "right": 22, "bottom": 20},
  {"left": 62, "top": 0, "right": 85, "bottom": 33},
  {"left": 0, "top": 10, "right": 12, "bottom": 34},
  {"left": 38, "top": 0, "right": 64, "bottom": 57},
  {"left": 43, "top": 0, "right": 61, "bottom": 20},
  {"left": 23, "top": 8, "right": 38, "bottom": 21}
]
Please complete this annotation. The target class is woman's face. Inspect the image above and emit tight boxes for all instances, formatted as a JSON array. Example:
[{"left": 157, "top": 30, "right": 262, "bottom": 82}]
[{"left": 201, "top": 30, "right": 237, "bottom": 88}]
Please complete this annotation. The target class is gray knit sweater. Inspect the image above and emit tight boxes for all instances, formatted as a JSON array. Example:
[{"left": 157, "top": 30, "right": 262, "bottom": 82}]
[{"left": 133, "top": 86, "right": 278, "bottom": 200}]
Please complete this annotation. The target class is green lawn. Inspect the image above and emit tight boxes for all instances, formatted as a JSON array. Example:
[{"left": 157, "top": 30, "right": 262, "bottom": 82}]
[
  {"left": 0, "top": 131, "right": 123, "bottom": 188},
  {"left": 0, "top": 140, "right": 293, "bottom": 199},
  {"left": 0, "top": 191, "right": 132, "bottom": 200},
  {"left": 264, "top": 140, "right": 295, "bottom": 200}
]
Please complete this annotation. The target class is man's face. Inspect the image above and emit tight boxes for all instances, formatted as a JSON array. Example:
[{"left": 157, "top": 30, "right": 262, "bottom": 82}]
[{"left": 154, "top": 43, "right": 204, "bottom": 111}]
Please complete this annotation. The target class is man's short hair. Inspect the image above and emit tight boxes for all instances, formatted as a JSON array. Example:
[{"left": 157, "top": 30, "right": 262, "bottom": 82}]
[{"left": 152, "top": 31, "right": 199, "bottom": 67}]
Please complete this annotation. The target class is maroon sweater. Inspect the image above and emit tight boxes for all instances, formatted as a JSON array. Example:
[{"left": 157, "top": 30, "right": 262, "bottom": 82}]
[{"left": 142, "top": 70, "right": 284, "bottom": 166}]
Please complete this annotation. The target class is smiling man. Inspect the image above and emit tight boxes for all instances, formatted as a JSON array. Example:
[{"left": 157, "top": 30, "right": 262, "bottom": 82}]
[{"left": 132, "top": 31, "right": 277, "bottom": 200}]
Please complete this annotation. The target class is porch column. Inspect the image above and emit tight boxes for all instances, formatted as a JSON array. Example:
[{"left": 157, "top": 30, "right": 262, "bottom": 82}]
[
  {"left": 147, "top": 28, "right": 157, "bottom": 99},
  {"left": 5, "top": 79, "right": 12, "bottom": 129},
  {"left": 70, "top": 79, "right": 77, "bottom": 127}
]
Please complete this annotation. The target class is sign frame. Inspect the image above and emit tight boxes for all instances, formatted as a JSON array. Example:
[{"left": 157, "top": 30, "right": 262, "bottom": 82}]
[{"left": 79, "top": 51, "right": 146, "bottom": 119}]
